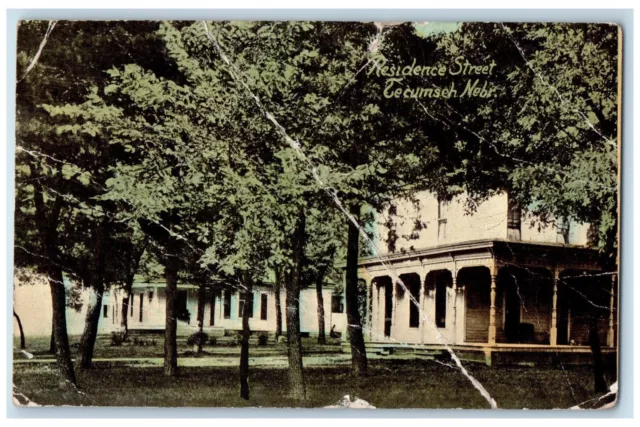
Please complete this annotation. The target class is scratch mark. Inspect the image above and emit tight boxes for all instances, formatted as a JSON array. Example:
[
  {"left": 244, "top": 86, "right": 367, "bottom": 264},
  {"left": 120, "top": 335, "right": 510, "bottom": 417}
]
[
  {"left": 18, "top": 20, "right": 58, "bottom": 83},
  {"left": 202, "top": 20, "right": 498, "bottom": 409}
]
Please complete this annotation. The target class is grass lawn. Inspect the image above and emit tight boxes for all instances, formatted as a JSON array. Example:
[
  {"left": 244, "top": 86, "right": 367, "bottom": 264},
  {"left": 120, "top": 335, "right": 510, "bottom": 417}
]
[
  {"left": 12, "top": 357, "right": 615, "bottom": 409},
  {"left": 13, "top": 334, "right": 343, "bottom": 360}
]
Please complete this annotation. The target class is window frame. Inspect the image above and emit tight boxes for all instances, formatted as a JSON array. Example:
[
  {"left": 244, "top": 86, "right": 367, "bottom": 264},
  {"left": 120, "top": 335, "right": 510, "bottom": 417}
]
[{"left": 260, "top": 293, "right": 268, "bottom": 320}]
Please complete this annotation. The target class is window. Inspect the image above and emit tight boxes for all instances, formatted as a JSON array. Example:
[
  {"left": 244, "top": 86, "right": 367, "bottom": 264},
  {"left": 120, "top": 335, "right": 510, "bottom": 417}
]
[
  {"left": 103, "top": 304, "right": 109, "bottom": 318},
  {"left": 437, "top": 198, "right": 448, "bottom": 241},
  {"left": 130, "top": 294, "right": 134, "bottom": 317},
  {"left": 139, "top": 292, "right": 144, "bottom": 322},
  {"left": 587, "top": 223, "right": 598, "bottom": 247},
  {"left": 331, "top": 294, "right": 344, "bottom": 313},
  {"left": 260, "top": 293, "right": 268, "bottom": 320},
  {"left": 239, "top": 293, "right": 254, "bottom": 318},
  {"left": 223, "top": 291, "right": 232, "bottom": 319},
  {"left": 209, "top": 292, "right": 216, "bottom": 326},
  {"left": 556, "top": 217, "right": 570, "bottom": 244},
  {"left": 409, "top": 280, "right": 421, "bottom": 328},
  {"left": 435, "top": 280, "right": 447, "bottom": 328},
  {"left": 507, "top": 193, "right": 522, "bottom": 240}
]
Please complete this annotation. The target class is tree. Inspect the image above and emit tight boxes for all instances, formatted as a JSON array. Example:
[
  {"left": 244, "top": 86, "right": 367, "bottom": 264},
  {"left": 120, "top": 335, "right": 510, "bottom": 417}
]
[
  {"left": 192, "top": 21, "right": 453, "bottom": 383},
  {"left": 422, "top": 22, "right": 619, "bottom": 258},
  {"left": 304, "top": 206, "right": 346, "bottom": 345},
  {"left": 119, "top": 234, "right": 147, "bottom": 335},
  {"left": 15, "top": 20, "right": 175, "bottom": 383},
  {"left": 422, "top": 22, "right": 619, "bottom": 393},
  {"left": 13, "top": 311, "right": 26, "bottom": 350}
]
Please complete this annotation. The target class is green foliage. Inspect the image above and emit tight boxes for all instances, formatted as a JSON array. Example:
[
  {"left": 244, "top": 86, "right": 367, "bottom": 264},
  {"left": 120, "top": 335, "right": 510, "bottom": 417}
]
[
  {"left": 423, "top": 22, "right": 618, "bottom": 257},
  {"left": 186, "top": 331, "right": 209, "bottom": 347},
  {"left": 16, "top": 20, "right": 619, "bottom": 301}
]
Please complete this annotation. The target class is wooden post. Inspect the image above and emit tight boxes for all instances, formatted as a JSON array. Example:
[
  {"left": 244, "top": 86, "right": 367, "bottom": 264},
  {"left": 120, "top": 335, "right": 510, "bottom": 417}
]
[
  {"left": 550, "top": 268, "right": 559, "bottom": 346},
  {"left": 607, "top": 273, "right": 617, "bottom": 347},
  {"left": 380, "top": 281, "right": 386, "bottom": 340},
  {"left": 392, "top": 277, "right": 398, "bottom": 340},
  {"left": 488, "top": 272, "right": 497, "bottom": 345},
  {"left": 364, "top": 276, "right": 372, "bottom": 342},
  {"left": 418, "top": 270, "right": 427, "bottom": 345},
  {"left": 370, "top": 279, "right": 377, "bottom": 341},
  {"left": 451, "top": 273, "right": 458, "bottom": 344}
]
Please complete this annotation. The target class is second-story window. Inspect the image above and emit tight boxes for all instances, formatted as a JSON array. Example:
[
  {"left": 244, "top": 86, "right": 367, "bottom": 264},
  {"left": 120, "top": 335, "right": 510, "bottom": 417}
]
[
  {"left": 587, "top": 223, "right": 598, "bottom": 247},
  {"left": 507, "top": 193, "right": 521, "bottom": 240},
  {"left": 437, "top": 198, "right": 448, "bottom": 241},
  {"left": 556, "top": 217, "right": 570, "bottom": 244}
]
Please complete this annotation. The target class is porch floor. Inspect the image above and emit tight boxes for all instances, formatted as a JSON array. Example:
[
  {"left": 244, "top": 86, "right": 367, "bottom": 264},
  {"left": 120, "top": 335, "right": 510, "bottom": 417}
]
[{"left": 349, "top": 340, "right": 618, "bottom": 366}]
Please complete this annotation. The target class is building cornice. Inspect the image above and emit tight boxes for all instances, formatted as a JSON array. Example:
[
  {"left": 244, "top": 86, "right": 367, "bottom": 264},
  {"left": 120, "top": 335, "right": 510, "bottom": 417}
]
[{"left": 353, "top": 238, "right": 598, "bottom": 268}]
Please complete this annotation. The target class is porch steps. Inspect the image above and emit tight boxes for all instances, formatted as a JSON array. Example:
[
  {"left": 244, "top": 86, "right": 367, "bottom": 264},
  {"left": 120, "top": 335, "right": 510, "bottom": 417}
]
[{"left": 359, "top": 342, "right": 448, "bottom": 360}]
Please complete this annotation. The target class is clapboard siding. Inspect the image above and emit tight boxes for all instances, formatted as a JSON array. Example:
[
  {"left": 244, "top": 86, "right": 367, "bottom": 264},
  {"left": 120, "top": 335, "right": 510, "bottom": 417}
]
[
  {"left": 465, "top": 308, "right": 489, "bottom": 342},
  {"left": 465, "top": 281, "right": 491, "bottom": 343}
]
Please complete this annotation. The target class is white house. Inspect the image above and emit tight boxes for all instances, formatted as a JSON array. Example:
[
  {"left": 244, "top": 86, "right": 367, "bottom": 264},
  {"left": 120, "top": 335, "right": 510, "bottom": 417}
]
[
  {"left": 356, "top": 191, "right": 617, "bottom": 365},
  {"left": 116, "top": 278, "right": 347, "bottom": 337},
  {"left": 13, "top": 190, "right": 617, "bottom": 366},
  {"left": 13, "top": 274, "right": 347, "bottom": 339}
]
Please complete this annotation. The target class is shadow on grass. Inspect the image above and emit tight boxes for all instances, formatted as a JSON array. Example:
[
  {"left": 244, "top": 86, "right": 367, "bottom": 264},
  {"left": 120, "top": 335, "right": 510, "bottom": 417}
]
[{"left": 12, "top": 358, "right": 615, "bottom": 409}]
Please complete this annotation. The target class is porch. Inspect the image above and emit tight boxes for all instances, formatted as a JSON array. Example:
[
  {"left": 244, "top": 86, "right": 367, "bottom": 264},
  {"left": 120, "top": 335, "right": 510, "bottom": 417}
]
[
  {"left": 356, "top": 239, "right": 617, "bottom": 365},
  {"left": 355, "top": 341, "right": 619, "bottom": 366}
]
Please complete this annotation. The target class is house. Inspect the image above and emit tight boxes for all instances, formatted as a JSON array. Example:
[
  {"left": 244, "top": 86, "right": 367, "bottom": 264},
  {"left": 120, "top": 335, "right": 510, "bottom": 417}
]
[
  {"left": 101, "top": 278, "right": 347, "bottom": 338},
  {"left": 13, "top": 190, "right": 617, "bottom": 367},
  {"left": 13, "top": 275, "right": 347, "bottom": 340},
  {"left": 355, "top": 191, "right": 617, "bottom": 365}
]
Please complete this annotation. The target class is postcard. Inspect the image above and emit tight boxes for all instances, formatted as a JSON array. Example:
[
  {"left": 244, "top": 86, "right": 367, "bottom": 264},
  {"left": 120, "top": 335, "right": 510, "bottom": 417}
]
[{"left": 13, "top": 20, "right": 620, "bottom": 409}]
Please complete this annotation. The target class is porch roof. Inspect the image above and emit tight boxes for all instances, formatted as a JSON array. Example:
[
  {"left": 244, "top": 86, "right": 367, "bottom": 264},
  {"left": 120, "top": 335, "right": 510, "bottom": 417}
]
[{"left": 354, "top": 238, "right": 600, "bottom": 270}]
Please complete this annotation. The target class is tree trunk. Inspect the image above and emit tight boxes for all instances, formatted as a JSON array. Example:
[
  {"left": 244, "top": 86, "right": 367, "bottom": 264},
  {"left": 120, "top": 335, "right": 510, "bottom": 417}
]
[
  {"left": 316, "top": 274, "right": 327, "bottom": 345},
  {"left": 76, "top": 283, "right": 105, "bottom": 369},
  {"left": 285, "top": 211, "right": 307, "bottom": 401},
  {"left": 31, "top": 184, "right": 73, "bottom": 384},
  {"left": 49, "top": 266, "right": 77, "bottom": 387},
  {"left": 274, "top": 267, "right": 283, "bottom": 340},
  {"left": 121, "top": 240, "right": 146, "bottom": 336},
  {"left": 164, "top": 260, "right": 179, "bottom": 377},
  {"left": 239, "top": 277, "right": 252, "bottom": 400},
  {"left": 589, "top": 315, "right": 608, "bottom": 393},
  {"left": 346, "top": 203, "right": 367, "bottom": 377},
  {"left": 13, "top": 310, "right": 25, "bottom": 349},
  {"left": 49, "top": 320, "right": 56, "bottom": 354},
  {"left": 196, "top": 283, "right": 206, "bottom": 354},
  {"left": 120, "top": 291, "right": 130, "bottom": 334}
]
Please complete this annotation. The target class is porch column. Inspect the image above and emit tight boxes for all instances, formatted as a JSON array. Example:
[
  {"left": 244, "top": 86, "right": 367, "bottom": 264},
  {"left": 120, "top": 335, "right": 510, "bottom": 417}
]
[
  {"left": 488, "top": 272, "right": 497, "bottom": 345},
  {"left": 607, "top": 273, "right": 617, "bottom": 347},
  {"left": 364, "top": 277, "right": 372, "bottom": 342},
  {"left": 550, "top": 268, "right": 560, "bottom": 346},
  {"left": 391, "top": 276, "right": 399, "bottom": 340},
  {"left": 370, "top": 279, "right": 378, "bottom": 340},
  {"left": 418, "top": 269, "right": 427, "bottom": 344},
  {"left": 451, "top": 273, "right": 458, "bottom": 344}
]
